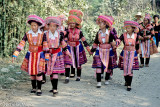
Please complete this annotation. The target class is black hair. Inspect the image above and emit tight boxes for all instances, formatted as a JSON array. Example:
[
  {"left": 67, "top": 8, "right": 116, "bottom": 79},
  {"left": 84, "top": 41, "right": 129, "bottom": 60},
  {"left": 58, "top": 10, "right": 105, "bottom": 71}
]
[
  {"left": 40, "top": 26, "right": 44, "bottom": 31},
  {"left": 147, "top": 19, "right": 150, "bottom": 24},
  {"left": 28, "top": 20, "right": 42, "bottom": 26},
  {"left": 153, "top": 15, "right": 159, "bottom": 19},
  {"left": 106, "top": 25, "right": 109, "bottom": 28},
  {"left": 48, "top": 23, "right": 59, "bottom": 28}
]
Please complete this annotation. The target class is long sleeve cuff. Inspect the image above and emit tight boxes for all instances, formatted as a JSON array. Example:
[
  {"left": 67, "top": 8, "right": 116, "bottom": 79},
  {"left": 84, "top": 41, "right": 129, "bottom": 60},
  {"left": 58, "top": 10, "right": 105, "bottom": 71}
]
[
  {"left": 13, "top": 51, "right": 20, "bottom": 57},
  {"left": 45, "top": 53, "right": 50, "bottom": 60}
]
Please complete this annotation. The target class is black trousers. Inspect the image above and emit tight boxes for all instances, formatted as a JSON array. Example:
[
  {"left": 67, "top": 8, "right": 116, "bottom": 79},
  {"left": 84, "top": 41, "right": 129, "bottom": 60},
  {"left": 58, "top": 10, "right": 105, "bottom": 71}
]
[
  {"left": 51, "top": 79, "right": 58, "bottom": 90},
  {"left": 140, "top": 57, "right": 150, "bottom": 65},
  {"left": 96, "top": 72, "right": 111, "bottom": 82},
  {"left": 65, "top": 67, "right": 82, "bottom": 77},
  {"left": 155, "top": 33, "right": 160, "bottom": 47},
  {"left": 124, "top": 76, "right": 133, "bottom": 86},
  {"left": 71, "top": 66, "right": 75, "bottom": 74},
  {"left": 50, "top": 73, "right": 58, "bottom": 90}
]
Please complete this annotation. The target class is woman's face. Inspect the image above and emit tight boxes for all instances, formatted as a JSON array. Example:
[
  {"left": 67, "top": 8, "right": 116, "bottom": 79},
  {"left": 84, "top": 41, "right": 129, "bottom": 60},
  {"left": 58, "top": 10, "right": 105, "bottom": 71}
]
[
  {"left": 69, "top": 23, "right": 76, "bottom": 29},
  {"left": 144, "top": 18, "right": 149, "bottom": 25},
  {"left": 154, "top": 17, "right": 159, "bottom": 22},
  {"left": 31, "top": 22, "right": 39, "bottom": 33},
  {"left": 126, "top": 26, "right": 134, "bottom": 34},
  {"left": 136, "top": 15, "right": 141, "bottom": 20},
  {"left": 99, "top": 20, "right": 107, "bottom": 30},
  {"left": 49, "top": 23, "right": 57, "bottom": 33}
]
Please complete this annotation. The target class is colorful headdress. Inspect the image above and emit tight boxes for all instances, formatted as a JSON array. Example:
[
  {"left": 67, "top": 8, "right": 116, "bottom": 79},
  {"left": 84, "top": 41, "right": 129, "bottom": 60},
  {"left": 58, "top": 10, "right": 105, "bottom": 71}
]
[
  {"left": 124, "top": 20, "right": 139, "bottom": 33},
  {"left": 67, "top": 9, "right": 83, "bottom": 28},
  {"left": 39, "top": 19, "right": 46, "bottom": 29},
  {"left": 27, "top": 15, "right": 43, "bottom": 26},
  {"left": 58, "top": 14, "right": 66, "bottom": 21},
  {"left": 144, "top": 13, "right": 152, "bottom": 21},
  {"left": 107, "top": 15, "right": 114, "bottom": 25},
  {"left": 46, "top": 16, "right": 61, "bottom": 26},
  {"left": 96, "top": 15, "right": 113, "bottom": 28}
]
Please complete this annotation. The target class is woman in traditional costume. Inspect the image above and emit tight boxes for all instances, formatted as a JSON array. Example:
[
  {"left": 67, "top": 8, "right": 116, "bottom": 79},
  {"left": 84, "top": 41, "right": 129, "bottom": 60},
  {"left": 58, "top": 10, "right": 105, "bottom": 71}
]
[
  {"left": 64, "top": 9, "right": 91, "bottom": 83},
  {"left": 90, "top": 15, "right": 117, "bottom": 88},
  {"left": 12, "top": 15, "right": 48, "bottom": 96},
  {"left": 117, "top": 20, "right": 140, "bottom": 91}
]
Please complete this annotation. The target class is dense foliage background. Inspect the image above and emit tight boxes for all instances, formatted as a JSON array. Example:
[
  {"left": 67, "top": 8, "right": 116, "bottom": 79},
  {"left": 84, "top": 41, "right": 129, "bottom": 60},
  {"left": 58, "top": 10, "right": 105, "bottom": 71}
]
[{"left": 0, "top": 0, "right": 160, "bottom": 57}]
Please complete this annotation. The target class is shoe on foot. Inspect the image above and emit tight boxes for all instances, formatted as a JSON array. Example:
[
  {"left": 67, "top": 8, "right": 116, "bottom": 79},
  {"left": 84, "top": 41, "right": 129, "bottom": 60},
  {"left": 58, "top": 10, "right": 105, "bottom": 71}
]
[
  {"left": 76, "top": 78, "right": 80, "bottom": 81},
  {"left": 42, "top": 80, "right": 46, "bottom": 84},
  {"left": 64, "top": 79, "right": 69, "bottom": 84},
  {"left": 70, "top": 74, "right": 75, "bottom": 78},
  {"left": 96, "top": 82, "right": 101, "bottom": 88},
  {"left": 127, "top": 86, "right": 131, "bottom": 91},
  {"left": 140, "top": 64, "right": 144, "bottom": 68},
  {"left": 49, "top": 89, "right": 53, "bottom": 93},
  {"left": 53, "top": 90, "right": 58, "bottom": 94},
  {"left": 30, "top": 89, "right": 36, "bottom": 93},
  {"left": 105, "top": 80, "right": 109, "bottom": 85},
  {"left": 36, "top": 90, "right": 42, "bottom": 96}
]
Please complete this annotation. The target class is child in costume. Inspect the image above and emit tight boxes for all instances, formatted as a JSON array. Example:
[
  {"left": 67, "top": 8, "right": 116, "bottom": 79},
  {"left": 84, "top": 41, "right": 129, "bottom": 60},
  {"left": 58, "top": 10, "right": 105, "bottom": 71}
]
[
  {"left": 45, "top": 16, "right": 71, "bottom": 95},
  {"left": 64, "top": 9, "right": 91, "bottom": 83},
  {"left": 12, "top": 15, "right": 48, "bottom": 96},
  {"left": 139, "top": 14, "right": 158, "bottom": 68},
  {"left": 117, "top": 21, "right": 139, "bottom": 91},
  {"left": 90, "top": 15, "right": 117, "bottom": 88},
  {"left": 100, "top": 16, "right": 118, "bottom": 80}
]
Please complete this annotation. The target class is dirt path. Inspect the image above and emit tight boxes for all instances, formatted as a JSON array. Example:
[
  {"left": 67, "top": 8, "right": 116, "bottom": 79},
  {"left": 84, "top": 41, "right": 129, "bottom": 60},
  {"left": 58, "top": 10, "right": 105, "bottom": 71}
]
[{"left": 0, "top": 48, "right": 160, "bottom": 107}]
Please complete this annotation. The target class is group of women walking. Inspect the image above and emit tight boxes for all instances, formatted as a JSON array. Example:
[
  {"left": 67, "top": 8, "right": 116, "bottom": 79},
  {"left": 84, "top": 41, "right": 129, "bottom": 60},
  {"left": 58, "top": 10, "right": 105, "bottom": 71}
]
[{"left": 12, "top": 10, "right": 159, "bottom": 96}]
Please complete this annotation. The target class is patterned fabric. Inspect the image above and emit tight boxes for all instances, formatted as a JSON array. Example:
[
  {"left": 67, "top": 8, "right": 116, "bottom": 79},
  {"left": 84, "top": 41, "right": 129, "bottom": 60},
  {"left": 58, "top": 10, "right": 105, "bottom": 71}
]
[
  {"left": 144, "top": 13, "right": 152, "bottom": 21},
  {"left": 45, "top": 30, "right": 69, "bottom": 75},
  {"left": 91, "top": 28, "right": 118, "bottom": 72},
  {"left": 68, "top": 28, "right": 80, "bottom": 42},
  {"left": 58, "top": 15, "right": 66, "bottom": 21},
  {"left": 118, "top": 32, "right": 139, "bottom": 76},
  {"left": 150, "top": 40, "right": 158, "bottom": 55},
  {"left": 118, "top": 51, "right": 139, "bottom": 76},
  {"left": 140, "top": 40, "right": 150, "bottom": 58},
  {"left": 67, "top": 41, "right": 87, "bottom": 68},
  {"left": 27, "top": 33, "right": 44, "bottom": 53},
  {"left": 46, "top": 30, "right": 60, "bottom": 48},
  {"left": 63, "top": 51, "right": 73, "bottom": 65},
  {"left": 46, "top": 16, "right": 61, "bottom": 26},
  {"left": 92, "top": 49, "right": 117, "bottom": 70},
  {"left": 17, "top": 40, "right": 25, "bottom": 50},
  {"left": 21, "top": 51, "right": 45, "bottom": 75},
  {"left": 27, "top": 15, "right": 43, "bottom": 26},
  {"left": 69, "top": 9, "right": 83, "bottom": 22},
  {"left": 68, "top": 9, "right": 83, "bottom": 28},
  {"left": 46, "top": 52, "right": 65, "bottom": 75},
  {"left": 13, "top": 30, "right": 48, "bottom": 75},
  {"left": 124, "top": 21, "right": 139, "bottom": 28},
  {"left": 96, "top": 15, "right": 113, "bottom": 28},
  {"left": 124, "top": 21, "right": 139, "bottom": 33},
  {"left": 40, "top": 19, "right": 46, "bottom": 29},
  {"left": 139, "top": 24, "right": 158, "bottom": 57}
]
